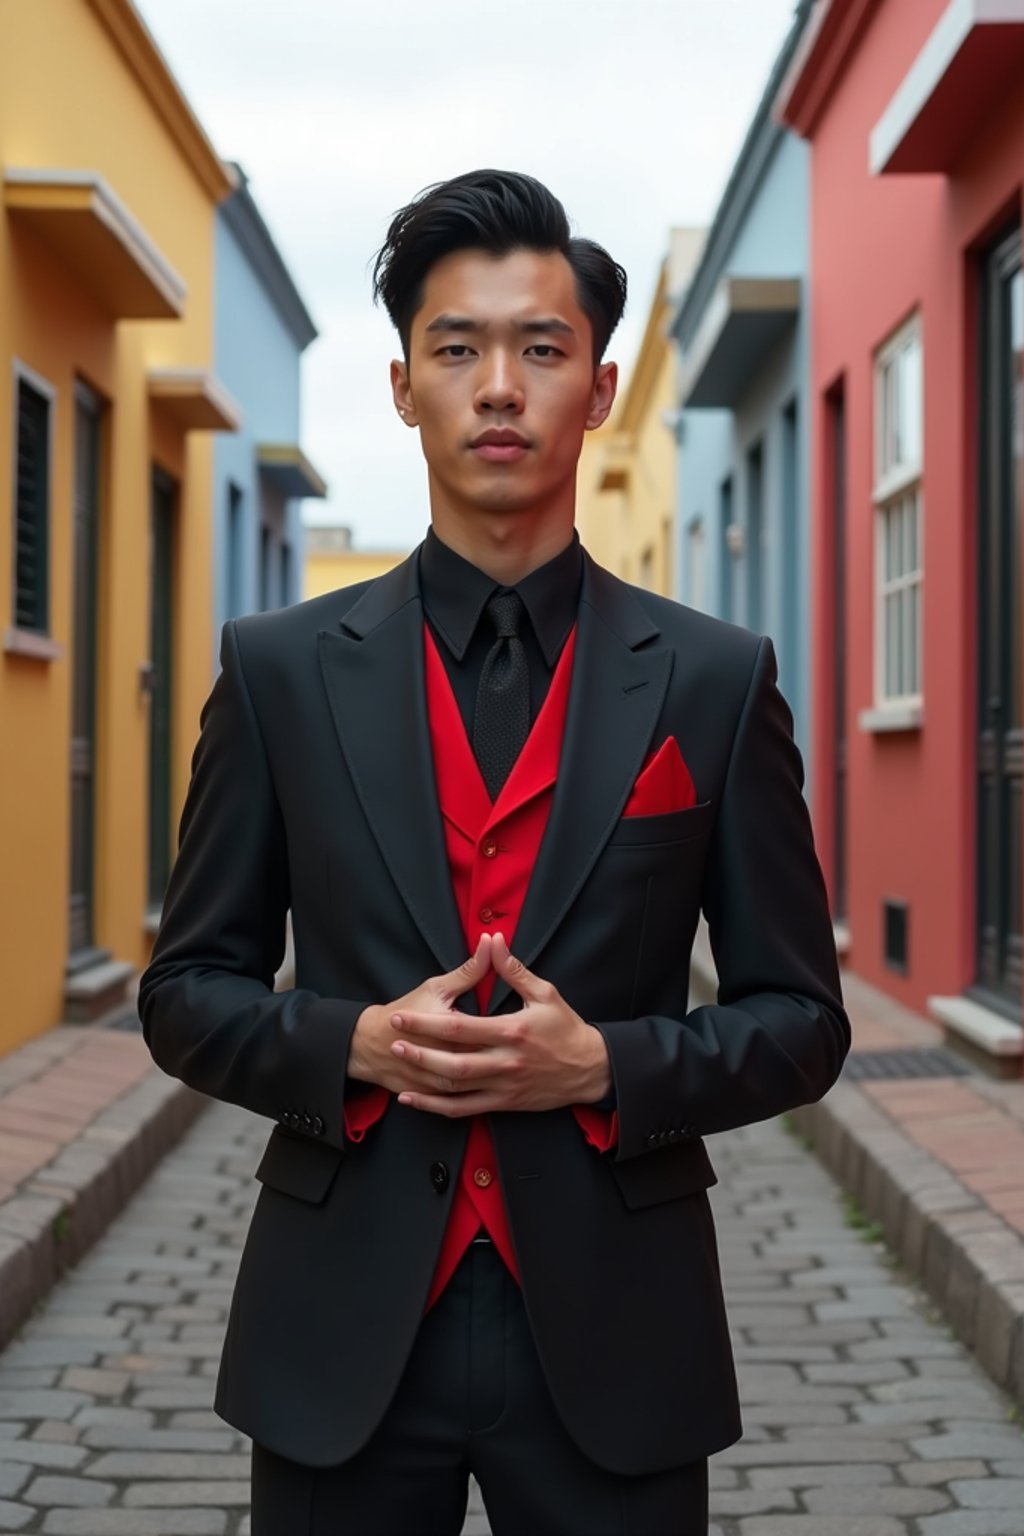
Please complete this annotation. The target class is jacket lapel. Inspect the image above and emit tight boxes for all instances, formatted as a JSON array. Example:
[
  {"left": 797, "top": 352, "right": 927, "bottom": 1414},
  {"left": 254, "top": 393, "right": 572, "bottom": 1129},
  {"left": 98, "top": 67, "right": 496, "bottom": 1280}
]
[
  {"left": 316, "top": 551, "right": 474, "bottom": 995},
  {"left": 485, "top": 550, "right": 673, "bottom": 1015}
]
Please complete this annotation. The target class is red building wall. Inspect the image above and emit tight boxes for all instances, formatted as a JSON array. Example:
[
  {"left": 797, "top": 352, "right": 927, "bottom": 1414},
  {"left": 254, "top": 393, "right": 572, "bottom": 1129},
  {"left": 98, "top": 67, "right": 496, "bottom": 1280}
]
[{"left": 799, "top": 0, "right": 1023, "bottom": 1014}]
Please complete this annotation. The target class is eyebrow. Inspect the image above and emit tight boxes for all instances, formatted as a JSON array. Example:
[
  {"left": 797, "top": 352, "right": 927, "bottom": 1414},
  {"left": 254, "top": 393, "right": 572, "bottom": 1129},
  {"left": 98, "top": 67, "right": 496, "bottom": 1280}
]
[{"left": 423, "top": 314, "right": 576, "bottom": 337}]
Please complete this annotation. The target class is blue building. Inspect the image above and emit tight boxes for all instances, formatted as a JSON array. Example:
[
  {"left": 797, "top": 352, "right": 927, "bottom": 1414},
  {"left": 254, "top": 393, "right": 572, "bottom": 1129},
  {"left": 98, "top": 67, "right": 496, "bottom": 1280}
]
[
  {"left": 212, "top": 163, "right": 326, "bottom": 667},
  {"left": 672, "top": 2, "right": 812, "bottom": 783}
]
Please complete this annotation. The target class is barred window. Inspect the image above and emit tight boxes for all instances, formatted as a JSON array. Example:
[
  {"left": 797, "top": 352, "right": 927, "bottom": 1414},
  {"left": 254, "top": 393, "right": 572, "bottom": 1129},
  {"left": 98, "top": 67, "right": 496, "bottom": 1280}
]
[{"left": 14, "top": 376, "right": 52, "bottom": 633}]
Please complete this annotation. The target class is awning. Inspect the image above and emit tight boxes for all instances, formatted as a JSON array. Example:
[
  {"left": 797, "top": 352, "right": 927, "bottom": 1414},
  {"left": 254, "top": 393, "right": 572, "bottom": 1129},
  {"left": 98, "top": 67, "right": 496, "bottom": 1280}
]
[
  {"left": 147, "top": 369, "right": 242, "bottom": 432},
  {"left": 870, "top": 0, "right": 1024, "bottom": 175},
  {"left": 257, "top": 444, "right": 328, "bottom": 499},
  {"left": 4, "top": 168, "right": 186, "bottom": 320},
  {"left": 679, "top": 276, "right": 801, "bottom": 409}
]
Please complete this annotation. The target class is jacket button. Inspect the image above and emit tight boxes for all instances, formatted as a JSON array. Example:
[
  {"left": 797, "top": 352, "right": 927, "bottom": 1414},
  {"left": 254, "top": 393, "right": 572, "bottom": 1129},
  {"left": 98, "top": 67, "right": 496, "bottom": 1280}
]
[
  {"left": 481, "top": 837, "right": 498, "bottom": 858},
  {"left": 313, "top": 1115, "right": 325, "bottom": 1136},
  {"left": 646, "top": 1133, "right": 660, "bottom": 1149},
  {"left": 478, "top": 905, "right": 494, "bottom": 923},
  {"left": 473, "top": 1167, "right": 493, "bottom": 1188},
  {"left": 667, "top": 1129, "right": 679, "bottom": 1142},
  {"left": 430, "top": 1161, "right": 449, "bottom": 1193},
  {"left": 302, "top": 1112, "right": 313, "bottom": 1132}
]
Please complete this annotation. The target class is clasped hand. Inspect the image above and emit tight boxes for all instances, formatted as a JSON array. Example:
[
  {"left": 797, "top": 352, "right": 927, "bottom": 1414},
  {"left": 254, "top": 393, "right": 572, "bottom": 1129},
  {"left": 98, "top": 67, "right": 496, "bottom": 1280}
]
[{"left": 347, "top": 932, "right": 612, "bottom": 1117}]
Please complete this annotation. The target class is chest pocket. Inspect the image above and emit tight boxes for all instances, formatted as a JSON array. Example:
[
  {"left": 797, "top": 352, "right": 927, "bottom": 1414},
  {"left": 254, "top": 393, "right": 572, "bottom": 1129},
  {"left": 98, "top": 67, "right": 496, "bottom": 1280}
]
[{"left": 604, "top": 799, "right": 715, "bottom": 849}]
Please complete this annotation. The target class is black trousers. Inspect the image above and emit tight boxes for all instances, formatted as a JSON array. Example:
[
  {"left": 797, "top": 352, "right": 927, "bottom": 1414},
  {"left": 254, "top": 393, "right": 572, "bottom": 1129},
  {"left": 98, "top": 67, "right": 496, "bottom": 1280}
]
[{"left": 250, "top": 1234, "right": 709, "bottom": 1535}]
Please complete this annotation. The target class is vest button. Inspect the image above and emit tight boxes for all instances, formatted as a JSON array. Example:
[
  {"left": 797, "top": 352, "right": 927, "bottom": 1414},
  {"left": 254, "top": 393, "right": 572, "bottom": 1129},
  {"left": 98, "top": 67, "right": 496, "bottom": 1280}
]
[
  {"left": 481, "top": 838, "right": 498, "bottom": 858},
  {"left": 473, "top": 1167, "right": 493, "bottom": 1188},
  {"left": 478, "top": 905, "right": 494, "bottom": 923}
]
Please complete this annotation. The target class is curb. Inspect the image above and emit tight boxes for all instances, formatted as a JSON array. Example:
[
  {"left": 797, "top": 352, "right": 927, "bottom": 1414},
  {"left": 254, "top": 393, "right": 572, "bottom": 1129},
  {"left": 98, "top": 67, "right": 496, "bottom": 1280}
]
[
  {"left": 789, "top": 1085, "right": 1024, "bottom": 1412},
  {"left": 689, "top": 945, "right": 1024, "bottom": 1413},
  {"left": 0, "top": 1066, "right": 207, "bottom": 1351}
]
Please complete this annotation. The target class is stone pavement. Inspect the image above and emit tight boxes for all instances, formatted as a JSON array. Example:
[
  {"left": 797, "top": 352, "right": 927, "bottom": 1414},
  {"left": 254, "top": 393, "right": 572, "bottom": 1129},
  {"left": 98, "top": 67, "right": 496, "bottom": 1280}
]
[{"left": 0, "top": 1099, "right": 1022, "bottom": 1533}]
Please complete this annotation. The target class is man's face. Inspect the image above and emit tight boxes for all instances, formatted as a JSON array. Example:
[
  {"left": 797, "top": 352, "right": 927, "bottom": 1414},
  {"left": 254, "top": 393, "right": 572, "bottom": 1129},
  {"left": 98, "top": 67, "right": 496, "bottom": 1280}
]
[{"left": 391, "top": 247, "right": 617, "bottom": 522}]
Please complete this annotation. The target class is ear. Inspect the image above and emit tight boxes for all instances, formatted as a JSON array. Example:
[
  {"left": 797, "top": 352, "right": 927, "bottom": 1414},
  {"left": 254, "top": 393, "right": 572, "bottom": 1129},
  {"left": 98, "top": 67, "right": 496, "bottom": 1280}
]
[
  {"left": 586, "top": 361, "right": 617, "bottom": 431},
  {"left": 390, "top": 358, "right": 418, "bottom": 426}
]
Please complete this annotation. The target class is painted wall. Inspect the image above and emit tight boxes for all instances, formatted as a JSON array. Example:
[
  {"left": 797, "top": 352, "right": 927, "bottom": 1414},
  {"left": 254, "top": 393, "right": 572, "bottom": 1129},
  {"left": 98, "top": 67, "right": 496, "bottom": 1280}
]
[
  {"left": 212, "top": 206, "right": 307, "bottom": 660},
  {"left": 676, "top": 128, "right": 811, "bottom": 780},
  {"left": 803, "top": 0, "right": 1022, "bottom": 1011},
  {"left": 0, "top": 0, "right": 225, "bottom": 1050},
  {"left": 304, "top": 546, "right": 406, "bottom": 600}
]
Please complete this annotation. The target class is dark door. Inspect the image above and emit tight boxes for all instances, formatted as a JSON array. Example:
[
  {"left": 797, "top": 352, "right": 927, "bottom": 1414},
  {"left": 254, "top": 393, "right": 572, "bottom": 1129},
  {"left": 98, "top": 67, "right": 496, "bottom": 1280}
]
[
  {"left": 975, "top": 227, "right": 1022, "bottom": 1012},
  {"left": 828, "top": 380, "right": 848, "bottom": 926},
  {"left": 148, "top": 468, "right": 176, "bottom": 910},
  {"left": 68, "top": 384, "right": 101, "bottom": 958}
]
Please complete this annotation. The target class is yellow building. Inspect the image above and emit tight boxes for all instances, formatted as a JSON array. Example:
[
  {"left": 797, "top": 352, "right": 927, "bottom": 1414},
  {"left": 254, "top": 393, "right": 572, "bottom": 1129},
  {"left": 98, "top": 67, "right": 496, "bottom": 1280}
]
[
  {"left": 304, "top": 526, "right": 407, "bottom": 599},
  {"left": 0, "top": 0, "right": 238, "bottom": 1051},
  {"left": 576, "top": 229, "right": 705, "bottom": 596}
]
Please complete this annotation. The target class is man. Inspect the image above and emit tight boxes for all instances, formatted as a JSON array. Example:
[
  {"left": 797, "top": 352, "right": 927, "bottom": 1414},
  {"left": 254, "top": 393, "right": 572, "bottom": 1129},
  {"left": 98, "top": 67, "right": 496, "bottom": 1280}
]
[{"left": 138, "top": 169, "right": 849, "bottom": 1535}]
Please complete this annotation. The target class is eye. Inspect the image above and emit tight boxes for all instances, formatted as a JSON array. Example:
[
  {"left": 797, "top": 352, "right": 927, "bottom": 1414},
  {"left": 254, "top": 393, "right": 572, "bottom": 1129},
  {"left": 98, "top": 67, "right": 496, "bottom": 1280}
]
[
  {"left": 526, "top": 344, "right": 562, "bottom": 359},
  {"left": 438, "top": 344, "right": 474, "bottom": 358}
]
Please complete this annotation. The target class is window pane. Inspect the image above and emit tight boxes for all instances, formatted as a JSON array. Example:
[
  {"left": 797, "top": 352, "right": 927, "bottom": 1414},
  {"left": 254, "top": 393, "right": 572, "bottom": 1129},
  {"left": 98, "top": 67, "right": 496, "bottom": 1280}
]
[{"left": 901, "top": 333, "right": 923, "bottom": 470}]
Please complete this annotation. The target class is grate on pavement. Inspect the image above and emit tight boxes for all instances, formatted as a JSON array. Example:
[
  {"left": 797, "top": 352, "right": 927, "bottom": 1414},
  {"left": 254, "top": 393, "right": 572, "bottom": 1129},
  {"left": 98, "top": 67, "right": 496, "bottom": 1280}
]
[{"left": 841, "top": 1046, "right": 970, "bottom": 1080}]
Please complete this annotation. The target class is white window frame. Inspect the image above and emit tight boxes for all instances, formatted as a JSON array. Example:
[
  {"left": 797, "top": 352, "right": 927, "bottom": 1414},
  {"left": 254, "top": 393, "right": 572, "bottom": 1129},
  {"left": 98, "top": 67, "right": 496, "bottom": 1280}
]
[{"left": 872, "top": 315, "right": 923, "bottom": 712}]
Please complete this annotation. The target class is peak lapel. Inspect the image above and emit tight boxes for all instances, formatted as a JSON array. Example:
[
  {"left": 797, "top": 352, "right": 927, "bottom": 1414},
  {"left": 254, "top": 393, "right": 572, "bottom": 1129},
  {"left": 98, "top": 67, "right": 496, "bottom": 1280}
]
[
  {"left": 486, "top": 553, "right": 673, "bottom": 1015},
  {"left": 317, "top": 552, "right": 471, "bottom": 988}
]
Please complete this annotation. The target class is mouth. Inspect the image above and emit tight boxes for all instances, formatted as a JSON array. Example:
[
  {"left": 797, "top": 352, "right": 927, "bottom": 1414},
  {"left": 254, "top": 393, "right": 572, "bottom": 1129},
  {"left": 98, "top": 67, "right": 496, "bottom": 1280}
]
[{"left": 470, "top": 429, "right": 530, "bottom": 464}]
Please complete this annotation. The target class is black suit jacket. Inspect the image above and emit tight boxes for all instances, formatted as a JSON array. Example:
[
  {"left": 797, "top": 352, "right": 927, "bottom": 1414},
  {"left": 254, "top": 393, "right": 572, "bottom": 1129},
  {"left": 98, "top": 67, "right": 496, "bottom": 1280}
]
[{"left": 138, "top": 542, "right": 849, "bottom": 1475}]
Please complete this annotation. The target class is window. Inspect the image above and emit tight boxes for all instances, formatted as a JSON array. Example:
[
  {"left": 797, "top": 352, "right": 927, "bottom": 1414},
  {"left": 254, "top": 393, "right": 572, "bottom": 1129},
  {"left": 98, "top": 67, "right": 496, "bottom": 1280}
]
[
  {"left": 719, "top": 475, "right": 735, "bottom": 621},
  {"left": 280, "top": 540, "right": 292, "bottom": 608},
  {"left": 874, "top": 317, "right": 923, "bottom": 706},
  {"left": 687, "top": 517, "right": 705, "bottom": 610},
  {"left": 259, "top": 524, "right": 271, "bottom": 611},
  {"left": 13, "top": 373, "right": 52, "bottom": 633},
  {"left": 746, "top": 439, "right": 765, "bottom": 633}
]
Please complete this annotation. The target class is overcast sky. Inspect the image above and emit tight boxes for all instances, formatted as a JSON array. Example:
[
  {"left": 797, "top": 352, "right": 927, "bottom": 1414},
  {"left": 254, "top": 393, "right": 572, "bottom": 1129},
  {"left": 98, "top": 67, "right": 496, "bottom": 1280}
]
[{"left": 137, "top": 0, "right": 798, "bottom": 550}]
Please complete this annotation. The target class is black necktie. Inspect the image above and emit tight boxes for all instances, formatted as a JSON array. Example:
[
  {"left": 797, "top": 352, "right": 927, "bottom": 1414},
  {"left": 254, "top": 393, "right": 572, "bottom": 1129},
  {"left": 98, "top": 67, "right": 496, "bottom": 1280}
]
[{"left": 473, "top": 589, "right": 530, "bottom": 801}]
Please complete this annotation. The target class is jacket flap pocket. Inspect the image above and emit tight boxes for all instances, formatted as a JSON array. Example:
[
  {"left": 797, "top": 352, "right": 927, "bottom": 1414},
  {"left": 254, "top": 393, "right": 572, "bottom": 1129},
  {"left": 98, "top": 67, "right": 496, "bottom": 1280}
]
[
  {"left": 607, "top": 1140, "right": 717, "bottom": 1210},
  {"left": 254, "top": 1126, "right": 344, "bottom": 1204}
]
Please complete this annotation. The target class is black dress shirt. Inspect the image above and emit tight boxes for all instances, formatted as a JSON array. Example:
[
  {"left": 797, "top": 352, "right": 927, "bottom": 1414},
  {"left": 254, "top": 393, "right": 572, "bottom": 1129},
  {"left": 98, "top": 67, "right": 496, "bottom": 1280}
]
[{"left": 418, "top": 524, "right": 582, "bottom": 742}]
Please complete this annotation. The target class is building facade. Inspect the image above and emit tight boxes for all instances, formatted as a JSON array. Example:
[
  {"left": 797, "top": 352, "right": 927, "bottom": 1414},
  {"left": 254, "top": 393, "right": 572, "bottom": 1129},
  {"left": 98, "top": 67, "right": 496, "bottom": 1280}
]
[
  {"left": 0, "top": 0, "right": 236, "bottom": 1052},
  {"left": 777, "top": 0, "right": 1023, "bottom": 1068},
  {"left": 673, "top": 1, "right": 813, "bottom": 781},
  {"left": 304, "top": 525, "right": 405, "bottom": 600},
  {"left": 212, "top": 164, "right": 326, "bottom": 671},
  {"left": 575, "top": 230, "right": 703, "bottom": 597}
]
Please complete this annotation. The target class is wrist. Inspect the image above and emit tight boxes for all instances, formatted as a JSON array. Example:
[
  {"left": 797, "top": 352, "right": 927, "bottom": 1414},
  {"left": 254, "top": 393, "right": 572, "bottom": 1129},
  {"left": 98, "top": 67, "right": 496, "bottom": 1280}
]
[
  {"left": 347, "top": 1005, "right": 379, "bottom": 1084},
  {"left": 580, "top": 1023, "right": 613, "bottom": 1104}
]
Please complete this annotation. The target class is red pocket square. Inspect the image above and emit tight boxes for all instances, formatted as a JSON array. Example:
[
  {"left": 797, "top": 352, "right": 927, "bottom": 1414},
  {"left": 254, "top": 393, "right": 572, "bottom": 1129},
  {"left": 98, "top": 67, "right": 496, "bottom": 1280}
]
[{"left": 623, "top": 736, "right": 697, "bottom": 817}]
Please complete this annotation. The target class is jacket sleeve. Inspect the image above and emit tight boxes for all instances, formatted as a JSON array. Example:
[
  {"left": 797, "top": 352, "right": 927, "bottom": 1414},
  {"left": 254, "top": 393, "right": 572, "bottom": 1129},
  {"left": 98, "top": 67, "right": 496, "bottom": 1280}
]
[
  {"left": 591, "top": 634, "right": 850, "bottom": 1164},
  {"left": 138, "top": 618, "right": 368, "bottom": 1155}
]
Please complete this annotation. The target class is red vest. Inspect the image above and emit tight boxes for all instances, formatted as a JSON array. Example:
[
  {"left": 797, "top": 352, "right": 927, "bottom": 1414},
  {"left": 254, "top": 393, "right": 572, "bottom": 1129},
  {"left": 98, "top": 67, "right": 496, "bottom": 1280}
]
[{"left": 344, "top": 620, "right": 617, "bottom": 1310}]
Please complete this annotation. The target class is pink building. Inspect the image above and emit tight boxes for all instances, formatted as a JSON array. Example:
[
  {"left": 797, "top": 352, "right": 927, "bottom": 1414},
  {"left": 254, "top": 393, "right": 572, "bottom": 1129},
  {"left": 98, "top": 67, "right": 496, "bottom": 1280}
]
[{"left": 777, "top": 0, "right": 1022, "bottom": 1072}]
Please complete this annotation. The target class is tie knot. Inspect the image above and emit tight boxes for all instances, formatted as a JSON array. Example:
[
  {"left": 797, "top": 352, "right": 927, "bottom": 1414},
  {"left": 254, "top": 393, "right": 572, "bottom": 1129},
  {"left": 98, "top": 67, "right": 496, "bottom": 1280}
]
[{"left": 486, "top": 589, "right": 523, "bottom": 640}]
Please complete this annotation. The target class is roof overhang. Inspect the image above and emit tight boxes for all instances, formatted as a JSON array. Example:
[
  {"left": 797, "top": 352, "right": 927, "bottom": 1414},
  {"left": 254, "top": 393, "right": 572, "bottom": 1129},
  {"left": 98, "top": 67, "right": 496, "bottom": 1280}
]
[
  {"left": 257, "top": 444, "right": 328, "bottom": 499},
  {"left": 148, "top": 369, "right": 242, "bottom": 432},
  {"left": 775, "top": 0, "right": 882, "bottom": 139},
  {"left": 678, "top": 276, "right": 801, "bottom": 409},
  {"left": 870, "top": 0, "right": 1024, "bottom": 175},
  {"left": 4, "top": 168, "right": 186, "bottom": 320}
]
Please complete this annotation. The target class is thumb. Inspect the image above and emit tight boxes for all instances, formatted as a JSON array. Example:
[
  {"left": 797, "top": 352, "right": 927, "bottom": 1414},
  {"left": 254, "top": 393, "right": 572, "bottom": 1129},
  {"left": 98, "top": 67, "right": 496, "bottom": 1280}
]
[
  {"left": 490, "top": 931, "right": 543, "bottom": 1001},
  {"left": 445, "top": 931, "right": 493, "bottom": 996}
]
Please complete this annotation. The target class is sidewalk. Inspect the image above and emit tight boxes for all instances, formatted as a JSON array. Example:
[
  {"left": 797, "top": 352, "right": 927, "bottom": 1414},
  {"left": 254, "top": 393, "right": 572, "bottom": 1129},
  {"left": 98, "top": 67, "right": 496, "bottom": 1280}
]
[{"left": 691, "top": 928, "right": 1024, "bottom": 1413}]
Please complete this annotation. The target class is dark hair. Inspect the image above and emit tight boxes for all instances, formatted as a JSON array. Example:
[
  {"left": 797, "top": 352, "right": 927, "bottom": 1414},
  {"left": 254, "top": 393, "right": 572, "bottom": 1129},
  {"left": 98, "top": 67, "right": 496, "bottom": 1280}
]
[{"left": 371, "top": 169, "right": 627, "bottom": 365}]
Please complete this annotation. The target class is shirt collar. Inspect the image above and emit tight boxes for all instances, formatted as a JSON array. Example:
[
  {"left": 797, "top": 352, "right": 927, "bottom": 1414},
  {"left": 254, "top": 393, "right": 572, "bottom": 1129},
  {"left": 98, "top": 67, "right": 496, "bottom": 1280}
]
[{"left": 418, "top": 525, "right": 582, "bottom": 666}]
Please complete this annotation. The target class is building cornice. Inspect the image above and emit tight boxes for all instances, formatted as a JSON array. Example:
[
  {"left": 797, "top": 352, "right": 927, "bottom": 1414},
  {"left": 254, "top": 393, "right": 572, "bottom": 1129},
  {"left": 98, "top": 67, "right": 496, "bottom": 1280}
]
[
  {"left": 85, "top": 0, "right": 234, "bottom": 204},
  {"left": 774, "top": 0, "right": 883, "bottom": 139},
  {"left": 221, "top": 165, "right": 318, "bottom": 351}
]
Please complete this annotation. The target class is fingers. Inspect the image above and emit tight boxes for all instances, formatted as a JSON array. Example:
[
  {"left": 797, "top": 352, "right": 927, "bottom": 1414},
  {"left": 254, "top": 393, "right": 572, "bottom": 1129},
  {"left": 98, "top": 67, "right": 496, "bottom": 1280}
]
[
  {"left": 390, "top": 1011, "right": 508, "bottom": 1046},
  {"left": 391, "top": 1039, "right": 512, "bottom": 1088},
  {"left": 397, "top": 1089, "right": 505, "bottom": 1117}
]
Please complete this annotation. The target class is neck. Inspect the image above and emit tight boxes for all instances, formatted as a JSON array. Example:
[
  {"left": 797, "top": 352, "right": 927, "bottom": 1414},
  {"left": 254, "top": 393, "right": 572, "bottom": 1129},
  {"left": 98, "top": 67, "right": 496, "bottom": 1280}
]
[{"left": 427, "top": 484, "right": 577, "bottom": 586}]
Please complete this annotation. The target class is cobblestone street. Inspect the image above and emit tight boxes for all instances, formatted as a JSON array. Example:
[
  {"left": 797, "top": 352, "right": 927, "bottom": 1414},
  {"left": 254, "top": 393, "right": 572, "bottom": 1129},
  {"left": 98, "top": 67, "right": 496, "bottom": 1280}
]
[{"left": 0, "top": 1100, "right": 1021, "bottom": 1535}]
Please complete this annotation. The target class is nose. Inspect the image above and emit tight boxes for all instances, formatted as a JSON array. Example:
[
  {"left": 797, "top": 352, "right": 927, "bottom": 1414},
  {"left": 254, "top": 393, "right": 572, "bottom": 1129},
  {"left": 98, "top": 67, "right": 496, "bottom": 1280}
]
[{"left": 474, "top": 349, "right": 524, "bottom": 414}]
